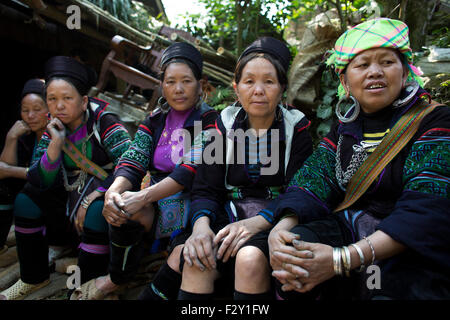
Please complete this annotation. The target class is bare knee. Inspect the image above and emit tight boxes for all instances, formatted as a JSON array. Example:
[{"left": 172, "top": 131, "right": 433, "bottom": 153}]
[
  {"left": 131, "top": 204, "right": 154, "bottom": 232},
  {"left": 235, "top": 246, "right": 270, "bottom": 293},
  {"left": 180, "top": 261, "right": 218, "bottom": 293},
  {"left": 167, "top": 245, "right": 183, "bottom": 273}
]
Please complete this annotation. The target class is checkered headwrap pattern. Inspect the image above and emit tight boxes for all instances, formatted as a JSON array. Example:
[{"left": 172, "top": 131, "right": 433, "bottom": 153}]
[{"left": 326, "top": 18, "right": 423, "bottom": 97}]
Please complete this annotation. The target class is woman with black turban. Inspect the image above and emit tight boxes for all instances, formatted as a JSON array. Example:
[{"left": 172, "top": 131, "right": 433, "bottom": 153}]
[
  {"left": 0, "top": 79, "right": 51, "bottom": 268},
  {"left": 69, "top": 42, "right": 218, "bottom": 299},
  {"left": 0, "top": 56, "right": 132, "bottom": 300},
  {"left": 138, "top": 37, "right": 313, "bottom": 300}
]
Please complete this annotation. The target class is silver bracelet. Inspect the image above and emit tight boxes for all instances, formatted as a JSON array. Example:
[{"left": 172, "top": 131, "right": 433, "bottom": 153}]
[
  {"left": 333, "top": 247, "right": 343, "bottom": 276},
  {"left": 342, "top": 246, "right": 351, "bottom": 277},
  {"left": 81, "top": 196, "right": 90, "bottom": 209},
  {"left": 363, "top": 236, "right": 376, "bottom": 265},
  {"left": 350, "top": 243, "right": 365, "bottom": 272}
]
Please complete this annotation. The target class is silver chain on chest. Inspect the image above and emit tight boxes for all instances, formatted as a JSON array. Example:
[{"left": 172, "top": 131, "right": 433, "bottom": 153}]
[{"left": 335, "top": 135, "right": 370, "bottom": 190}]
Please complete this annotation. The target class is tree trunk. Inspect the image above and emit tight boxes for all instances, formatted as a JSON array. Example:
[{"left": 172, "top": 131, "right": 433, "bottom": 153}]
[
  {"left": 331, "top": 0, "right": 346, "bottom": 32},
  {"left": 404, "top": 0, "right": 439, "bottom": 50},
  {"left": 376, "top": 0, "right": 400, "bottom": 17},
  {"left": 376, "top": 0, "right": 438, "bottom": 51}
]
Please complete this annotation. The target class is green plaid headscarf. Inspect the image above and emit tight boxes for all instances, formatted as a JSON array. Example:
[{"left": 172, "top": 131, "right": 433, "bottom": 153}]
[{"left": 326, "top": 18, "right": 423, "bottom": 97}]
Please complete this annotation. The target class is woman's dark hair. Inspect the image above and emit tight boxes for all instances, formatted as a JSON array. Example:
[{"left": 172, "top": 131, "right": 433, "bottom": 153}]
[
  {"left": 159, "top": 58, "right": 202, "bottom": 82},
  {"left": 44, "top": 76, "right": 89, "bottom": 99},
  {"left": 234, "top": 52, "right": 288, "bottom": 92}
]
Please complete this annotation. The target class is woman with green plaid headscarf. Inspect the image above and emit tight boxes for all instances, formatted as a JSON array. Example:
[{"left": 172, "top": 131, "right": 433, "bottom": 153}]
[{"left": 261, "top": 18, "right": 450, "bottom": 300}]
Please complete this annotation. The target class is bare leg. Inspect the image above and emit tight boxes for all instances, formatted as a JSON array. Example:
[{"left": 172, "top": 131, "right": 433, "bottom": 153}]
[
  {"left": 180, "top": 262, "right": 219, "bottom": 294},
  {"left": 235, "top": 246, "right": 270, "bottom": 293},
  {"left": 167, "top": 244, "right": 183, "bottom": 273}
]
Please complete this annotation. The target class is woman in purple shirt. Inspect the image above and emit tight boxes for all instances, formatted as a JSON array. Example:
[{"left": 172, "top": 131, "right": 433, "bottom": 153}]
[{"left": 71, "top": 42, "right": 218, "bottom": 299}]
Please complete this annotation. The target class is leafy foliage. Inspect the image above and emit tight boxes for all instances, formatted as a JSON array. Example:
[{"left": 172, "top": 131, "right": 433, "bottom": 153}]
[
  {"left": 311, "top": 68, "right": 340, "bottom": 143},
  {"left": 181, "top": 0, "right": 294, "bottom": 54},
  {"left": 205, "top": 86, "right": 235, "bottom": 112},
  {"left": 429, "top": 26, "right": 450, "bottom": 48},
  {"left": 86, "top": 0, "right": 160, "bottom": 31}
]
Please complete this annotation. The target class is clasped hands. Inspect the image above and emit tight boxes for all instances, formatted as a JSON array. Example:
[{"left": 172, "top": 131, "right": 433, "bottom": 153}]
[
  {"left": 269, "top": 229, "right": 335, "bottom": 293},
  {"left": 102, "top": 189, "right": 148, "bottom": 227}
]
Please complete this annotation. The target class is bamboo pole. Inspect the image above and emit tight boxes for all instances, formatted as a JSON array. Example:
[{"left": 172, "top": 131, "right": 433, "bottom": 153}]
[
  {"left": 195, "top": 38, "right": 215, "bottom": 51},
  {"left": 217, "top": 47, "right": 237, "bottom": 62},
  {"left": 169, "top": 33, "right": 234, "bottom": 69},
  {"left": 72, "top": 0, "right": 172, "bottom": 47},
  {"left": 203, "top": 66, "right": 232, "bottom": 84},
  {"left": 204, "top": 61, "right": 235, "bottom": 78},
  {"left": 39, "top": 0, "right": 234, "bottom": 86}
]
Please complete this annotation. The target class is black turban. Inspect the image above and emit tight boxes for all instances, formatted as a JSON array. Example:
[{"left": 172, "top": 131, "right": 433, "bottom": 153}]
[
  {"left": 239, "top": 37, "right": 291, "bottom": 72},
  {"left": 21, "top": 79, "right": 45, "bottom": 99},
  {"left": 44, "top": 56, "right": 89, "bottom": 86},
  {"left": 160, "top": 42, "right": 203, "bottom": 79}
]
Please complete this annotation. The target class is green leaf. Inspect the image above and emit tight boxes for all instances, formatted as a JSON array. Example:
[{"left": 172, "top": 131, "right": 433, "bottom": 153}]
[{"left": 316, "top": 104, "right": 332, "bottom": 119}]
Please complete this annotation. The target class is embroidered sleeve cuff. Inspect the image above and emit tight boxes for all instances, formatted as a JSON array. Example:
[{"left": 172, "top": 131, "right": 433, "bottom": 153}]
[
  {"left": 96, "top": 186, "right": 107, "bottom": 193},
  {"left": 114, "top": 166, "right": 145, "bottom": 191},
  {"left": 191, "top": 209, "right": 216, "bottom": 227},
  {"left": 257, "top": 209, "right": 275, "bottom": 225},
  {"left": 41, "top": 151, "right": 61, "bottom": 172}
]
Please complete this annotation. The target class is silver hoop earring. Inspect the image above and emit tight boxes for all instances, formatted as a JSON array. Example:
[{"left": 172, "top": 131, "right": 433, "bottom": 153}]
[
  {"left": 392, "top": 80, "right": 420, "bottom": 108},
  {"left": 335, "top": 95, "right": 360, "bottom": 123},
  {"left": 157, "top": 96, "right": 170, "bottom": 113}
]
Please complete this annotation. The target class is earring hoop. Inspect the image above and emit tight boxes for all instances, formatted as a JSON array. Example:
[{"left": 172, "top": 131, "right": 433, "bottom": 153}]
[
  {"left": 157, "top": 96, "right": 170, "bottom": 113},
  {"left": 392, "top": 80, "right": 420, "bottom": 108},
  {"left": 335, "top": 95, "right": 360, "bottom": 123}
]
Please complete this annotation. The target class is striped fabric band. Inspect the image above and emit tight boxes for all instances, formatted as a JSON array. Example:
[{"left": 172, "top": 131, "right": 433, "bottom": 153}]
[
  {"left": 228, "top": 186, "right": 282, "bottom": 200},
  {"left": 78, "top": 243, "right": 110, "bottom": 255},
  {"left": 151, "top": 283, "right": 168, "bottom": 300},
  {"left": 191, "top": 209, "right": 214, "bottom": 226},
  {"left": 15, "top": 225, "right": 46, "bottom": 235},
  {"left": 62, "top": 138, "right": 108, "bottom": 181},
  {"left": 334, "top": 99, "right": 442, "bottom": 212},
  {"left": 111, "top": 242, "right": 134, "bottom": 271},
  {"left": 258, "top": 209, "right": 275, "bottom": 224}
]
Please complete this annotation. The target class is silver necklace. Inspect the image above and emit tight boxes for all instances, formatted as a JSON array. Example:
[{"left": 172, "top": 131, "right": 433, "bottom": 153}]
[{"left": 335, "top": 135, "right": 370, "bottom": 190}]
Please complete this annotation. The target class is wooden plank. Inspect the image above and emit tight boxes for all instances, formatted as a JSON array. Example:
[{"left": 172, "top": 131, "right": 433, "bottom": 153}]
[
  {"left": 26, "top": 273, "right": 69, "bottom": 300},
  {"left": 0, "top": 262, "right": 20, "bottom": 291}
]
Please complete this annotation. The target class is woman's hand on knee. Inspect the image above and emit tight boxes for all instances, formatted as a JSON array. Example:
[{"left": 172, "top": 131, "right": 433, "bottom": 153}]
[
  {"left": 103, "top": 190, "right": 127, "bottom": 227},
  {"left": 213, "top": 220, "right": 255, "bottom": 263},
  {"left": 183, "top": 217, "right": 217, "bottom": 271}
]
